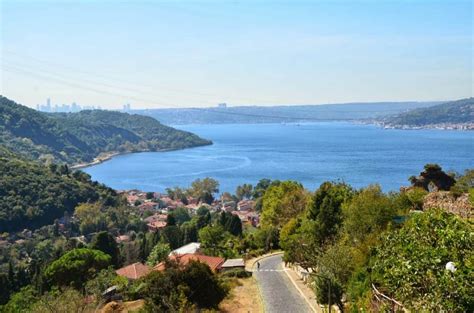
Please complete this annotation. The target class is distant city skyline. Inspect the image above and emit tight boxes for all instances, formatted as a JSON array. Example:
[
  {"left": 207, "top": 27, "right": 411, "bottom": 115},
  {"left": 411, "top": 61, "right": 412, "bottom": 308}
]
[
  {"left": 1, "top": 0, "right": 472, "bottom": 110},
  {"left": 36, "top": 98, "right": 103, "bottom": 113}
]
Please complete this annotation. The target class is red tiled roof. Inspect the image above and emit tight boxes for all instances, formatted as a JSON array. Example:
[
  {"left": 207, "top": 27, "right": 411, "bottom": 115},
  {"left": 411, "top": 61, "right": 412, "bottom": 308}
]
[
  {"left": 116, "top": 262, "right": 151, "bottom": 280},
  {"left": 153, "top": 253, "right": 225, "bottom": 272}
]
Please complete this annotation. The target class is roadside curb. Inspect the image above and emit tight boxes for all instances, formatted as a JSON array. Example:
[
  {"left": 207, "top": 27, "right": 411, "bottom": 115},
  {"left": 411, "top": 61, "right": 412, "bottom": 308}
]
[{"left": 282, "top": 263, "right": 319, "bottom": 313}]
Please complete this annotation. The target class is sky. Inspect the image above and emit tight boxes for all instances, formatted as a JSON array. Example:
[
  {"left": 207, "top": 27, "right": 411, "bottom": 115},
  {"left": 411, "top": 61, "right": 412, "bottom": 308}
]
[{"left": 0, "top": 0, "right": 472, "bottom": 109}]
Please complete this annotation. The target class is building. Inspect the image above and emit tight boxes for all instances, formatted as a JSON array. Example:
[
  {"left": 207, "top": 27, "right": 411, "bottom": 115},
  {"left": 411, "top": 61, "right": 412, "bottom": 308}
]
[
  {"left": 169, "top": 242, "right": 201, "bottom": 256},
  {"left": 116, "top": 262, "right": 151, "bottom": 280},
  {"left": 221, "top": 258, "right": 245, "bottom": 272},
  {"left": 154, "top": 253, "right": 225, "bottom": 273}
]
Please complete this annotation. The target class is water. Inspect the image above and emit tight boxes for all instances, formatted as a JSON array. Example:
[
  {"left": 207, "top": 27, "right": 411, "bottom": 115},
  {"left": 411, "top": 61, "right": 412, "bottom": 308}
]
[{"left": 83, "top": 122, "right": 473, "bottom": 193}]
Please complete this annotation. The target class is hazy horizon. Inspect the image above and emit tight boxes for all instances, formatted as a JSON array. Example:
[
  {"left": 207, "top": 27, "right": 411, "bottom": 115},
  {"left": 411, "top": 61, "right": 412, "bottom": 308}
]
[{"left": 1, "top": 0, "right": 472, "bottom": 110}]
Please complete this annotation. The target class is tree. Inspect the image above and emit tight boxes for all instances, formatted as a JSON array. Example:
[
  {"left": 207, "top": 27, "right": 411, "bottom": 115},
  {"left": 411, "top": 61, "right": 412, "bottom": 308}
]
[
  {"left": 43, "top": 248, "right": 111, "bottom": 290},
  {"left": 190, "top": 178, "right": 219, "bottom": 204},
  {"left": 74, "top": 203, "right": 106, "bottom": 234},
  {"left": 169, "top": 207, "right": 191, "bottom": 225},
  {"left": 218, "top": 211, "right": 243, "bottom": 236},
  {"left": 90, "top": 231, "right": 120, "bottom": 267},
  {"left": 161, "top": 226, "right": 182, "bottom": 250},
  {"left": 342, "top": 185, "right": 396, "bottom": 244},
  {"left": 409, "top": 164, "right": 456, "bottom": 191},
  {"left": 181, "top": 221, "right": 198, "bottom": 244},
  {"left": 198, "top": 225, "right": 228, "bottom": 256},
  {"left": 307, "top": 181, "right": 353, "bottom": 245},
  {"left": 260, "top": 180, "right": 308, "bottom": 228},
  {"left": 146, "top": 192, "right": 154, "bottom": 200},
  {"left": 236, "top": 184, "right": 253, "bottom": 200},
  {"left": 142, "top": 261, "right": 228, "bottom": 311},
  {"left": 147, "top": 243, "right": 171, "bottom": 266}
]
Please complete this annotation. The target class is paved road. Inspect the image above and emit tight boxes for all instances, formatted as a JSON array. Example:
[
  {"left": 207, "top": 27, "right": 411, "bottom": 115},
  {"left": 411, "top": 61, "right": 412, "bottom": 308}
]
[{"left": 254, "top": 254, "right": 313, "bottom": 313}]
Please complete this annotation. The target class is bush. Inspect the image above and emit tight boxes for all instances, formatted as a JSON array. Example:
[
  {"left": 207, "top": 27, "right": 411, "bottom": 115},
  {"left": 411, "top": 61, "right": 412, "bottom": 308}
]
[{"left": 220, "top": 269, "right": 252, "bottom": 278}]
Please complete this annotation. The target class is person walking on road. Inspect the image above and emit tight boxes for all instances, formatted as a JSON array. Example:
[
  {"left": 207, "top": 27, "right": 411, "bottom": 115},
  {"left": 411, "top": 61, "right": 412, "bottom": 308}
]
[{"left": 257, "top": 261, "right": 261, "bottom": 271}]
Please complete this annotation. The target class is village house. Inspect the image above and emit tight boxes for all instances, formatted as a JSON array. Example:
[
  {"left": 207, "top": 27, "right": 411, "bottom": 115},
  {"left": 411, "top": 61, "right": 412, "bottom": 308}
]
[
  {"left": 154, "top": 253, "right": 225, "bottom": 273},
  {"left": 116, "top": 262, "right": 151, "bottom": 280},
  {"left": 237, "top": 199, "right": 255, "bottom": 211}
]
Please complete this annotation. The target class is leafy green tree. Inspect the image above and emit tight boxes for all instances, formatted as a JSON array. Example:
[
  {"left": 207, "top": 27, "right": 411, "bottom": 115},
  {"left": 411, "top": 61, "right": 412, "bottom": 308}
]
[
  {"left": 261, "top": 180, "right": 308, "bottom": 228},
  {"left": 43, "top": 248, "right": 111, "bottom": 290},
  {"left": 147, "top": 243, "right": 171, "bottom": 266},
  {"left": 161, "top": 225, "right": 182, "bottom": 250},
  {"left": 307, "top": 181, "right": 353, "bottom": 244},
  {"left": 190, "top": 178, "right": 219, "bottom": 204},
  {"left": 218, "top": 211, "right": 243, "bottom": 236},
  {"left": 181, "top": 221, "right": 198, "bottom": 244},
  {"left": 142, "top": 260, "right": 227, "bottom": 311},
  {"left": 1, "top": 285, "right": 38, "bottom": 313},
  {"left": 169, "top": 207, "right": 191, "bottom": 225},
  {"left": 74, "top": 203, "right": 106, "bottom": 234},
  {"left": 342, "top": 185, "right": 396, "bottom": 244},
  {"left": 90, "top": 231, "right": 120, "bottom": 267},
  {"left": 198, "top": 225, "right": 228, "bottom": 256}
]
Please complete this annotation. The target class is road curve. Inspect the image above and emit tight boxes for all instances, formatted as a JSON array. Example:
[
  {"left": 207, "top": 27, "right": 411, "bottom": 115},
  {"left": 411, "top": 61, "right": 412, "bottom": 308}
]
[{"left": 254, "top": 254, "right": 313, "bottom": 313}]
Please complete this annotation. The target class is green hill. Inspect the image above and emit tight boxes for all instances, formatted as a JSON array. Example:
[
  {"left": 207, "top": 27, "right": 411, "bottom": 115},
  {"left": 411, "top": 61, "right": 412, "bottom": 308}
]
[
  {"left": 381, "top": 98, "right": 474, "bottom": 128},
  {"left": 0, "top": 156, "right": 119, "bottom": 232},
  {"left": 0, "top": 96, "right": 212, "bottom": 164}
]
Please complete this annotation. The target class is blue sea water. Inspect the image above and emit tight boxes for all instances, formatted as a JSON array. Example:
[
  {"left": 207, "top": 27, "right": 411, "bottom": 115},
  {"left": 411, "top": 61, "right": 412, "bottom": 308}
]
[{"left": 83, "top": 122, "right": 473, "bottom": 193}]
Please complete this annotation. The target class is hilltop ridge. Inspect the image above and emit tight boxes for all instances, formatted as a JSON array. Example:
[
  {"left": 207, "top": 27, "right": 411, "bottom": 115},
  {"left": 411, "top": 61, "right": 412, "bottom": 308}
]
[{"left": 0, "top": 96, "right": 212, "bottom": 164}]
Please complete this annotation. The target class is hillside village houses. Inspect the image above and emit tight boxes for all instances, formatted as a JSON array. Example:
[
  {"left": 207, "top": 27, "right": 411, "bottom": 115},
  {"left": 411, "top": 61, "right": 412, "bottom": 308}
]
[{"left": 111, "top": 189, "right": 257, "bottom": 281}]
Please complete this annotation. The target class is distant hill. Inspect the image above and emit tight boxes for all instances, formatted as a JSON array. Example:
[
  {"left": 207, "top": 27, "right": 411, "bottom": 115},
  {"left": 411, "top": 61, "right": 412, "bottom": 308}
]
[
  {"left": 0, "top": 96, "right": 212, "bottom": 164},
  {"left": 132, "top": 101, "right": 440, "bottom": 125},
  {"left": 379, "top": 98, "right": 474, "bottom": 130}
]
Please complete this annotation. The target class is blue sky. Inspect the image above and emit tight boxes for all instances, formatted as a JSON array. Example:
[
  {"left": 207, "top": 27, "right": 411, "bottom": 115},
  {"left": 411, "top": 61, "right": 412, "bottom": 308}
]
[{"left": 1, "top": 0, "right": 472, "bottom": 109}]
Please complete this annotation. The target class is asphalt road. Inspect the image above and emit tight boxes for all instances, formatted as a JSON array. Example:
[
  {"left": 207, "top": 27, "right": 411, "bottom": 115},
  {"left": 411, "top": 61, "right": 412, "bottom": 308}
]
[{"left": 254, "top": 254, "right": 313, "bottom": 313}]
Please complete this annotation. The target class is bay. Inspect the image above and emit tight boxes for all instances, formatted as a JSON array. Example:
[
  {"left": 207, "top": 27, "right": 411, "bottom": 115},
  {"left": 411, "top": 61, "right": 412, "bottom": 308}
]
[{"left": 83, "top": 122, "right": 474, "bottom": 193}]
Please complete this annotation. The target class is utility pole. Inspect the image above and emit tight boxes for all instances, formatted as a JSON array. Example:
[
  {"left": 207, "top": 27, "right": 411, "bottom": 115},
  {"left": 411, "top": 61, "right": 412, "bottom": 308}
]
[{"left": 328, "top": 280, "right": 331, "bottom": 313}]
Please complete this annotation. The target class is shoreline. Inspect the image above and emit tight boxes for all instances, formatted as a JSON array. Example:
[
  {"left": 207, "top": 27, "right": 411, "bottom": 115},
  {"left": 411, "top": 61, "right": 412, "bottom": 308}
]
[{"left": 70, "top": 143, "right": 212, "bottom": 170}]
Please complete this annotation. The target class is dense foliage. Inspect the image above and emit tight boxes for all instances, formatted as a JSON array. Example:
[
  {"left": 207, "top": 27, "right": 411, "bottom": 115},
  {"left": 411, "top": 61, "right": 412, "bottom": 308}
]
[
  {"left": 43, "top": 248, "right": 111, "bottom": 290},
  {"left": 367, "top": 210, "right": 473, "bottom": 312},
  {"left": 141, "top": 261, "right": 228, "bottom": 311},
  {"left": 0, "top": 157, "right": 119, "bottom": 231},
  {"left": 0, "top": 96, "right": 211, "bottom": 164}
]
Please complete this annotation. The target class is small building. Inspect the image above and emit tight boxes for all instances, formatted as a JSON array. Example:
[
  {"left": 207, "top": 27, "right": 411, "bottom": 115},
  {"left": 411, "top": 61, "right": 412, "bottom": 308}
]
[
  {"left": 169, "top": 242, "right": 201, "bottom": 256},
  {"left": 221, "top": 258, "right": 245, "bottom": 272},
  {"left": 116, "top": 262, "right": 151, "bottom": 280},
  {"left": 115, "top": 235, "right": 131, "bottom": 243},
  {"left": 147, "top": 220, "right": 167, "bottom": 232},
  {"left": 237, "top": 200, "right": 255, "bottom": 211}
]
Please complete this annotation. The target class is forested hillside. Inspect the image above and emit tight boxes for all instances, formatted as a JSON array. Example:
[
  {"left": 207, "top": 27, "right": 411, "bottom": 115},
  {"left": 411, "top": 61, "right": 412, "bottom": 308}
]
[
  {"left": 0, "top": 96, "right": 212, "bottom": 164},
  {"left": 0, "top": 156, "right": 120, "bottom": 232},
  {"left": 380, "top": 98, "right": 474, "bottom": 128}
]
